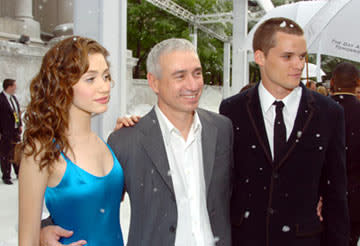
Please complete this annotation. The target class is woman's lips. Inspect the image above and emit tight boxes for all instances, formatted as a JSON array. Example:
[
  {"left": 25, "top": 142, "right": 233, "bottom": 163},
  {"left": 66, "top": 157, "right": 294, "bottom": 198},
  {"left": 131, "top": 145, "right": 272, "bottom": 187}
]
[{"left": 94, "top": 96, "right": 109, "bottom": 104}]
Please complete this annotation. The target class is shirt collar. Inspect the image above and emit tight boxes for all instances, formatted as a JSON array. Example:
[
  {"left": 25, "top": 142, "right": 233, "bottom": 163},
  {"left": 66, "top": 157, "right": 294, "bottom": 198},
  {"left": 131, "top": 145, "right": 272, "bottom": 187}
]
[
  {"left": 2, "top": 90, "right": 12, "bottom": 100},
  {"left": 259, "top": 81, "right": 302, "bottom": 115},
  {"left": 154, "top": 104, "right": 201, "bottom": 145}
]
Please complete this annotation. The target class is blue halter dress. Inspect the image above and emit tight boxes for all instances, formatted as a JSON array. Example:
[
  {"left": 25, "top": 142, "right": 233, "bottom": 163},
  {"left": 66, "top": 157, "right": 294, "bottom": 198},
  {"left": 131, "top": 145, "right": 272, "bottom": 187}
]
[{"left": 45, "top": 144, "right": 124, "bottom": 245}]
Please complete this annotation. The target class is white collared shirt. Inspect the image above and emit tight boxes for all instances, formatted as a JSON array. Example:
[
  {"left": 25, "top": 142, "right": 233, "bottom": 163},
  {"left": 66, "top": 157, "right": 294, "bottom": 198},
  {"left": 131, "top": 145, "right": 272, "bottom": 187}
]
[
  {"left": 155, "top": 105, "right": 215, "bottom": 246},
  {"left": 3, "top": 91, "right": 17, "bottom": 111},
  {"left": 258, "top": 82, "right": 302, "bottom": 159}
]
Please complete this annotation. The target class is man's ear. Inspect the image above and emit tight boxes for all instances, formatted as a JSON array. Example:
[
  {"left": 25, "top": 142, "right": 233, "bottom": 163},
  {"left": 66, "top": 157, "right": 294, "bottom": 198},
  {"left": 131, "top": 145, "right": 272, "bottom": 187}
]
[
  {"left": 147, "top": 72, "right": 159, "bottom": 94},
  {"left": 254, "top": 50, "right": 265, "bottom": 67},
  {"left": 330, "top": 78, "right": 334, "bottom": 88}
]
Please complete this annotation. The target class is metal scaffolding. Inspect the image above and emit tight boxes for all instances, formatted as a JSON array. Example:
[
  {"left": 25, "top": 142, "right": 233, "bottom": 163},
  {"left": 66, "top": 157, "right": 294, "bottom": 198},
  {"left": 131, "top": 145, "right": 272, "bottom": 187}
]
[
  {"left": 196, "top": 12, "right": 233, "bottom": 24},
  {"left": 145, "top": 0, "right": 274, "bottom": 97},
  {"left": 145, "top": 0, "right": 230, "bottom": 42}
]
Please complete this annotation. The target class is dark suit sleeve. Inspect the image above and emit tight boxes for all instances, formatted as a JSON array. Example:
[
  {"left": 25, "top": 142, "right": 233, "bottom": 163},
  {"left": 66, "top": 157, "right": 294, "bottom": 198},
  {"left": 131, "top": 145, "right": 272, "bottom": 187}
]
[
  {"left": 219, "top": 99, "right": 229, "bottom": 117},
  {"left": 107, "top": 130, "right": 128, "bottom": 168},
  {"left": 0, "top": 95, "right": 13, "bottom": 139},
  {"left": 0, "top": 98, "right": 11, "bottom": 150},
  {"left": 41, "top": 216, "right": 54, "bottom": 228},
  {"left": 321, "top": 106, "right": 350, "bottom": 245},
  {"left": 0, "top": 98, "right": 7, "bottom": 137}
]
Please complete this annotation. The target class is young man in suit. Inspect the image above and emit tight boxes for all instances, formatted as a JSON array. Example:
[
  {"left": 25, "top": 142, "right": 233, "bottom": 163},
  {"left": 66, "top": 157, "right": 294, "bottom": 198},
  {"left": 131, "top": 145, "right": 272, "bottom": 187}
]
[
  {"left": 40, "top": 38, "right": 233, "bottom": 245},
  {"left": 220, "top": 18, "right": 349, "bottom": 246},
  {"left": 330, "top": 62, "right": 360, "bottom": 246},
  {"left": 0, "top": 78, "right": 22, "bottom": 185}
]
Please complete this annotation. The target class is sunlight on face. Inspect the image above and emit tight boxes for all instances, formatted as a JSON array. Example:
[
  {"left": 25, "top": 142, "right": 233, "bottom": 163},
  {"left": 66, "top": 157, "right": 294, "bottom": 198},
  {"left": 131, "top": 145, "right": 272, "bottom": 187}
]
[
  {"left": 256, "top": 32, "right": 307, "bottom": 99},
  {"left": 71, "top": 53, "right": 112, "bottom": 116},
  {"left": 151, "top": 50, "right": 203, "bottom": 117}
]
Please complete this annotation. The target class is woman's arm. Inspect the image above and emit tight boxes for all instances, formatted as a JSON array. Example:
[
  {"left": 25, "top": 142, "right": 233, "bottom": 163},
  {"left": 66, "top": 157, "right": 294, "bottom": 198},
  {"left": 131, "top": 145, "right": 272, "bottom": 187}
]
[{"left": 18, "top": 153, "right": 49, "bottom": 246}]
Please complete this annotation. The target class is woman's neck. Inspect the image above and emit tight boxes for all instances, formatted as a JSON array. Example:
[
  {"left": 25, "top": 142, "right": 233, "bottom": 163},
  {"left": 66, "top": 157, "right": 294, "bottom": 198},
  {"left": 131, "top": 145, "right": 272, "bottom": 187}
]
[{"left": 67, "top": 106, "right": 92, "bottom": 138}]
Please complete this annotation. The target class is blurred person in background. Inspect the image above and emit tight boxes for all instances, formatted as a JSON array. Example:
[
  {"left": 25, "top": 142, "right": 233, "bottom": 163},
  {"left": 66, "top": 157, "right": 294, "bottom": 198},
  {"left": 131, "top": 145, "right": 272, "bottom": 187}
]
[
  {"left": 330, "top": 62, "right": 360, "bottom": 246},
  {"left": 317, "top": 85, "right": 329, "bottom": 96},
  {"left": 0, "top": 78, "right": 22, "bottom": 185},
  {"left": 306, "top": 79, "right": 317, "bottom": 91}
]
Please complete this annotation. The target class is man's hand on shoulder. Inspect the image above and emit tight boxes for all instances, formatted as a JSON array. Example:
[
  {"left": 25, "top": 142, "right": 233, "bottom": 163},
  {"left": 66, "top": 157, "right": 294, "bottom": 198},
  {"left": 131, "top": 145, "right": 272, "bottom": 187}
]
[
  {"left": 40, "top": 225, "right": 87, "bottom": 246},
  {"left": 317, "top": 196, "right": 323, "bottom": 222},
  {"left": 114, "top": 115, "right": 141, "bottom": 131}
]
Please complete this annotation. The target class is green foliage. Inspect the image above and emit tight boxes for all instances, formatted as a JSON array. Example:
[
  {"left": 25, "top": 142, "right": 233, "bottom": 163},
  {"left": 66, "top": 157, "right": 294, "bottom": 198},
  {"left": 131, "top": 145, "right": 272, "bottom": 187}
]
[
  {"left": 127, "top": 0, "right": 189, "bottom": 78},
  {"left": 128, "top": 0, "right": 359, "bottom": 85},
  {"left": 127, "top": 0, "right": 231, "bottom": 84}
]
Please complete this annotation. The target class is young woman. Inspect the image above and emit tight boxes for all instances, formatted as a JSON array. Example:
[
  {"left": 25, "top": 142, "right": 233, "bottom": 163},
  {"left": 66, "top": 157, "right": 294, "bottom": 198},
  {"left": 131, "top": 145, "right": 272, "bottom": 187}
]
[{"left": 18, "top": 36, "right": 124, "bottom": 245}]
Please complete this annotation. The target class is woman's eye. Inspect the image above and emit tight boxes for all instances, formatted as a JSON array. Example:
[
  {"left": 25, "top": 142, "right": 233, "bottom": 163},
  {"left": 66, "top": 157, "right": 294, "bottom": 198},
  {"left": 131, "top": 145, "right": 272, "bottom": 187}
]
[
  {"left": 104, "top": 74, "right": 111, "bottom": 81},
  {"left": 85, "top": 77, "right": 95, "bottom": 82}
]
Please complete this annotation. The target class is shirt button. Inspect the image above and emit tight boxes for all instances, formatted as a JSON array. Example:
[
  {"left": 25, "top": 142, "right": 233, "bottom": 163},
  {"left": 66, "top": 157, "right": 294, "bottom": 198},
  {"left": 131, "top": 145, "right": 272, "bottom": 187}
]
[
  {"left": 273, "top": 172, "right": 279, "bottom": 179},
  {"left": 268, "top": 207, "right": 275, "bottom": 215},
  {"left": 169, "top": 225, "right": 176, "bottom": 233}
]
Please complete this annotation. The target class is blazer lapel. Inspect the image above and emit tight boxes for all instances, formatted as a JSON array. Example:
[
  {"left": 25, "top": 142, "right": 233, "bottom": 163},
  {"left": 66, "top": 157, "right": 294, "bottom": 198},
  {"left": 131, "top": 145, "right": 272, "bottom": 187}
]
[
  {"left": 139, "top": 109, "right": 175, "bottom": 197},
  {"left": 0, "top": 92, "right": 13, "bottom": 114},
  {"left": 246, "top": 84, "right": 273, "bottom": 166},
  {"left": 198, "top": 109, "right": 217, "bottom": 195},
  {"left": 278, "top": 84, "right": 316, "bottom": 168}
]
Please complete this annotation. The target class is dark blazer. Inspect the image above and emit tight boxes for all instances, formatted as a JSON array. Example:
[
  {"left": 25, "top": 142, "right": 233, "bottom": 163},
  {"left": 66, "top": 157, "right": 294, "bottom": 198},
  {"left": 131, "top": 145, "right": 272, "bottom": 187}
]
[
  {"left": 331, "top": 94, "right": 360, "bottom": 222},
  {"left": 0, "top": 91, "right": 21, "bottom": 156},
  {"left": 220, "top": 83, "right": 349, "bottom": 246},
  {"left": 108, "top": 108, "right": 233, "bottom": 246}
]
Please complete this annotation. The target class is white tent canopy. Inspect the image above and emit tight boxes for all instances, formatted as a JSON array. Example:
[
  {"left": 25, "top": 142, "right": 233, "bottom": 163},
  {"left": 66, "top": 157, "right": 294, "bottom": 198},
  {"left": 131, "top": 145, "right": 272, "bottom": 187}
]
[
  {"left": 301, "top": 63, "right": 325, "bottom": 80},
  {"left": 305, "top": 0, "right": 360, "bottom": 63},
  {"left": 243, "top": 1, "right": 327, "bottom": 52}
]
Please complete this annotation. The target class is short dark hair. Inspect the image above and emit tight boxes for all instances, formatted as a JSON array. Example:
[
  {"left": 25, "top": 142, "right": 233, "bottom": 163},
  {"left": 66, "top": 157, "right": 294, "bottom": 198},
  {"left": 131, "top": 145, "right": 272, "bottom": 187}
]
[
  {"left": 332, "top": 62, "right": 359, "bottom": 89},
  {"left": 253, "top": 17, "right": 304, "bottom": 56},
  {"left": 3, "top": 79, "right": 16, "bottom": 90}
]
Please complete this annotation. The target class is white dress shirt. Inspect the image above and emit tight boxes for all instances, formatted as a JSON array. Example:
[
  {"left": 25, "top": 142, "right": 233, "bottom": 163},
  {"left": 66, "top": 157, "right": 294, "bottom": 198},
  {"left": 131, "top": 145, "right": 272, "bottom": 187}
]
[
  {"left": 155, "top": 105, "right": 215, "bottom": 246},
  {"left": 258, "top": 82, "right": 302, "bottom": 159}
]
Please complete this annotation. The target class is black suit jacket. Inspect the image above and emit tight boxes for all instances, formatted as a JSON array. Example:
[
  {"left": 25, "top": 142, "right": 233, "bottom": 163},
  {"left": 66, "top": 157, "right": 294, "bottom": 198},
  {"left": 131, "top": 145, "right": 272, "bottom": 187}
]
[
  {"left": 331, "top": 94, "right": 360, "bottom": 222},
  {"left": 0, "top": 91, "right": 22, "bottom": 156},
  {"left": 220, "top": 83, "right": 349, "bottom": 246}
]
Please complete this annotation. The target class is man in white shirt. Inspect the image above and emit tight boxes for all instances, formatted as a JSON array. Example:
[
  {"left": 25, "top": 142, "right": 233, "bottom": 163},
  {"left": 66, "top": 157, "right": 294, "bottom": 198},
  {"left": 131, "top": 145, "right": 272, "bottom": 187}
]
[
  {"left": 41, "top": 38, "right": 233, "bottom": 246},
  {"left": 220, "top": 17, "right": 349, "bottom": 246},
  {"left": 0, "top": 78, "right": 22, "bottom": 185},
  {"left": 109, "top": 38, "right": 232, "bottom": 246}
]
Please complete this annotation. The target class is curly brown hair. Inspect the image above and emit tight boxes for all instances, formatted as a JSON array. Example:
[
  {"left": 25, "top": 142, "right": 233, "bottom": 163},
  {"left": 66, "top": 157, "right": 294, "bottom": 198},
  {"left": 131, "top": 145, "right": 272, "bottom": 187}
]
[{"left": 17, "top": 36, "right": 110, "bottom": 170}]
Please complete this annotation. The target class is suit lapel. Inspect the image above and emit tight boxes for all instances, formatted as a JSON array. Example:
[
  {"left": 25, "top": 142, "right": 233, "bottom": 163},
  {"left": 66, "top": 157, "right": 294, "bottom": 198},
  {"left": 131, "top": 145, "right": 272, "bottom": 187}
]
[
  {"left": 0, "top": 92, "right": 13, "bottom": 114},
  {"left": 139, "top": 108, "right": 220, "bottom": 197},
  {"left": 139, "top": 109, "right": 175, "bottom": 197},
  {"left": 246, "top": 84, "right": 273, "bottom": 166},
  {"left": 278, "top": 84, "right": 316, "bottom": 168},
  {"left": 198, "top": 109, "right": 217, "bottom": 194}
]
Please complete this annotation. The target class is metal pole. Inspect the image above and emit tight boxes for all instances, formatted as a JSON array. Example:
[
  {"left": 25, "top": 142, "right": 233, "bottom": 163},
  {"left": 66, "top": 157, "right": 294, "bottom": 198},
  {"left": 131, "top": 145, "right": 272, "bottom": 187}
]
[
  {"left": 74, "top": 0, "right": 127, "bottom": 138},
  {"left": 232, "top": 0, "right": 248, "bottom": 95},
  {"left": 223, "top": 42, "right": 231, "bottom": 99},
  {"left": 316, "top": 51, "right": 322, "bottom": 83},
  {"left": 119, "top": 0, "right": 127, "bottom": 116},
  {"left": 74, "top": 0, "right": 104, "bottom": 137},
  {"left": 192, "top": 25, "right": 198, "bottom": 49}
]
